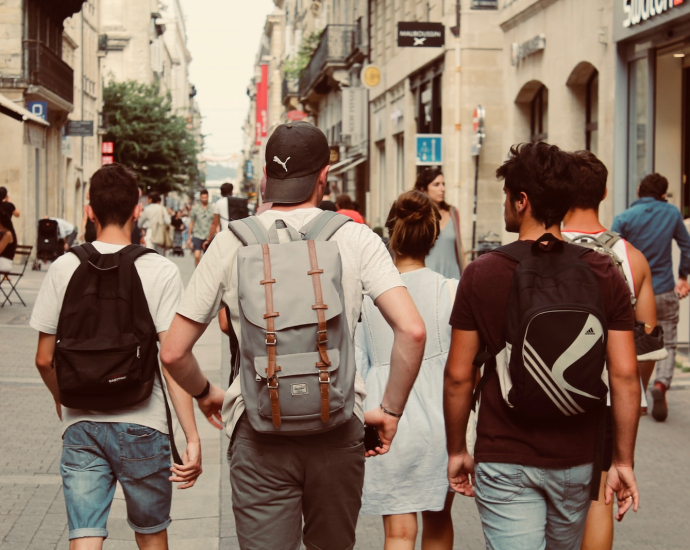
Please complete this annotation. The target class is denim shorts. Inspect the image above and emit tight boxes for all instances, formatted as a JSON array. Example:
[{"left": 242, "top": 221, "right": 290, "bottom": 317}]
[
  {"left": 191, "top": 237, "right": 206, "bottom": 251},
  {"left": 61, "top": 421, "right": 173, "bottom": 540}
]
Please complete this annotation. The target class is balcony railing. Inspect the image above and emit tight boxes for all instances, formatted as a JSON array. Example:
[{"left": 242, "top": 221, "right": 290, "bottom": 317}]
[
  {"left": 282, "top": 78, "right": 299, "bottom": 103},
  {"left": 23, "top": 40, "right": 74, "bottom": 104},
  {"left": 300, "top": 25, "right": 355, "bottom": 97}
]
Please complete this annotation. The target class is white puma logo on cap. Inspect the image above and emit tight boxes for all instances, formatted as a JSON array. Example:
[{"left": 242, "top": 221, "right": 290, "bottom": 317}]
[{"left": 273, "top": 156, "right": 290, "bottom": 172}]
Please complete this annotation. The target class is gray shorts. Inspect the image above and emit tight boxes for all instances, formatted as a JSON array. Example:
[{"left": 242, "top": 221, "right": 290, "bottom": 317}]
[{"left": 229, "top": 415, "right": 365, "bottom": 550}]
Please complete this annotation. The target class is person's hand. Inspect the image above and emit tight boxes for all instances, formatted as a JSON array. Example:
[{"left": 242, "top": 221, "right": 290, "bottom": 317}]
[
  {"left": 363, "top": 406, "right": 400, "bottom": 457},
  {"left": 605, "top": 464, "right": 639, "bottom": 521},
  {"left": 202, "top": 239, "right": 210, "bottom": 251},
  {"left": 197, "top": 384, "right": 225, "bottom": 429},
  {"left": 448, "top": 452, "right": 475, "bottom": 497},
  {"left": 170, "top": 439, "right": 202, "bottom": 489},
  {"left": 676, "top": 277, "right": 690, "bottom": 299}
]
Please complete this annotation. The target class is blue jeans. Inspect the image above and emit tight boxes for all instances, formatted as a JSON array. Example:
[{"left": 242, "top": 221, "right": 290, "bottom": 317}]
[
  {"left": 474, "top": 462, "right": 593, "bottom": 550},
  {"left": 61, "top": 422, "right": 173, "bottom": 540},
  {"left": 655, "top": 290, "right": 679, "bottom": 388}
]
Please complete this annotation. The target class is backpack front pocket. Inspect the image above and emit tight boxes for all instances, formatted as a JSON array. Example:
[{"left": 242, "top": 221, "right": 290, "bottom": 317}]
[{"left": 254, "top": 349, "right": 344, "bottom": 420}]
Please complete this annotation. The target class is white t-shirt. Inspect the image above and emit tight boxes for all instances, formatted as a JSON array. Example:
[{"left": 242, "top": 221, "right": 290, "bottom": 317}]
[
  {"left": 51, "top": 218, "right": 75, "bottom": 239},
  {"left": 30, "top": 241, "right": 184, "bottom": 434},
  {"left": 177, "top": 207, "right": 405, "bottom": 438},
  {"left": 213, "top": 197, "right": 231, "bottom": 232}
]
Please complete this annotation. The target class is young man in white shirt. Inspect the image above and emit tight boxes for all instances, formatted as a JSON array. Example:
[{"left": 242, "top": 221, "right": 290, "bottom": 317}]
[
  {"left": 138, "top": 191, "right": 171, "bottom": 255},
  {"left": 31, "top": 163, "right": 202, "bottom": 550},
  {"left": 160, "top": 122, "right": 427, "bottom": 550}
]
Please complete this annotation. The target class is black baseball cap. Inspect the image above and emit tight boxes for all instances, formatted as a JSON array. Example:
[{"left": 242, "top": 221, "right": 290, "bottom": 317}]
[{"left": 264, "top": 122, "right": 330, "bottom": 204}]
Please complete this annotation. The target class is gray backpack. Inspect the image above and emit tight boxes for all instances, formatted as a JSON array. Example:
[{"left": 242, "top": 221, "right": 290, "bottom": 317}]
[{"left": 228, "top": 211, "right": 356, "bottom": 435}]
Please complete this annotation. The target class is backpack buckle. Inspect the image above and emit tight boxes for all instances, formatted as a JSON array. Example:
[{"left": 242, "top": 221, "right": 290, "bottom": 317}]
[
  {"left": 267, "top": 374, "right": 279, "bottom": 388},
  {"left": 317, "top": 330, "right": 328, "bottom": 345},
  {"left": 318, "top": 371, "right": 330, "bottom": 384},
  {"left": 265, "top": 332, "right": 277, "bottom": 346}
]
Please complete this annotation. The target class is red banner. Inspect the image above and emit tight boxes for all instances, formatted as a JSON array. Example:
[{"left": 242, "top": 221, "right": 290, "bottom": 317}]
[{"left": 255, "top": 63, "right": 268, "bottom": 146}]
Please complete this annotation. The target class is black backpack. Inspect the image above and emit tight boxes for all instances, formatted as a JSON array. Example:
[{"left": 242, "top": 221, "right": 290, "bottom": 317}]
[
  {"left": 473, "top": 235, "right": 609, "bottom": 497},
  {"left": 54, "top": 244, "right": 180, "bottom": 460},
  {"left": 225, "top": 197, "right": 249, "bottom": 223}
]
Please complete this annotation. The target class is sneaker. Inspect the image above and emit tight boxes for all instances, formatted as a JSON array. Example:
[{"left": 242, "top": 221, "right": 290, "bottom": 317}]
[
  {"left": 650, "top": 382, "right": 668, "bottom": 422},
  {"left": 634, "top": 321, "right": 668, "bottom": 361}
]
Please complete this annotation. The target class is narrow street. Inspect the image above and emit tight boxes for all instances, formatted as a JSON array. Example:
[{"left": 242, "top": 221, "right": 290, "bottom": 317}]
[{"left": 1, "top": 254, "right": 690, "bottom": 549}]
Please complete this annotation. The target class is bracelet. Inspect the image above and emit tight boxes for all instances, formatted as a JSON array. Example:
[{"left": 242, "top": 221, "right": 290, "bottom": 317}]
[
  {"left": 380, "top": 404, "right": 403, "bottom": 418},
  {"left": 193, "top": 380, "right": 211, "bottom": 400}
]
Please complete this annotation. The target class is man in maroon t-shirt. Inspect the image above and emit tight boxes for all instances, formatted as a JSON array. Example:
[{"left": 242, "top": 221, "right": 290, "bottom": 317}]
[{"left": 443, "top": 143, "right": 640, "bottom": 550}]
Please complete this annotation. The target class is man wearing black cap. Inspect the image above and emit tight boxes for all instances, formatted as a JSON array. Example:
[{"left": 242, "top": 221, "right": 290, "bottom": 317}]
[{"left": 160, "top": 122, "right": 427, "bottom": 549}]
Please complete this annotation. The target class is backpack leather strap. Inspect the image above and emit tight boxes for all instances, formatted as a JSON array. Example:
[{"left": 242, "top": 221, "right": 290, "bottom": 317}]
[
  {"left": 260, "top": 244, "right": 281, "bottom": 428},
  {"left": 307, "top": 240, "right": 331, "bottom": 423}
]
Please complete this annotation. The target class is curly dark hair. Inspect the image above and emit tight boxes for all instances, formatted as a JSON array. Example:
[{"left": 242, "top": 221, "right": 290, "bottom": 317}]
[
  {"left": 639, "top": 173, "right": 668, "bottom": 200},
  {"left": 414, "top": 167, "right": 450, "bottom": 211}
]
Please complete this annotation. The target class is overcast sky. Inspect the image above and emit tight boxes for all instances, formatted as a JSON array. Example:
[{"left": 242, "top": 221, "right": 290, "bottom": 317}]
[{"left": 179, "top": 0, "right": 274, "bottom": 159}]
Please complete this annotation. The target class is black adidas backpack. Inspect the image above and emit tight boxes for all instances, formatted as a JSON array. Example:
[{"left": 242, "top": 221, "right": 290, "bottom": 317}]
[{"left": 474, "top": 234, "right": 609, "bottom": 419}]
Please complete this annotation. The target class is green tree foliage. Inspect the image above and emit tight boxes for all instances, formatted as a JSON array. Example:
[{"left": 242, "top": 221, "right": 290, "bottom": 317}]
[
  {"left": 103, "top": 80, "right": 202, "bottom": 194},
  {"left": 282, "top": 30, "right": 324, "bottom": 79}
]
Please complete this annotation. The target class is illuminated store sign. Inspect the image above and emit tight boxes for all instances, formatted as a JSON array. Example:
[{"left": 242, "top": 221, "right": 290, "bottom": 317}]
[{"left": 623, "top": 0, "right": 685, "bottom": 28}]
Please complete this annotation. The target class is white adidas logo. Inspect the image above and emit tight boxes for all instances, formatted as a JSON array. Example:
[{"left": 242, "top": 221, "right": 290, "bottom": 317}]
[{"left": 585, "top": 328, "right": 596, "bottom": 335}]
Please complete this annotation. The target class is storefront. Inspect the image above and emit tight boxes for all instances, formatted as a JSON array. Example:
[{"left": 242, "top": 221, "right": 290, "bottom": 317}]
[{"left": 613, "top": 0, "right": 690, "bottom": 216}]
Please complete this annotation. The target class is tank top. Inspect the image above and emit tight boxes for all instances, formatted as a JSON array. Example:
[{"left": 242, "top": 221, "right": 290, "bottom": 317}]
[
  {"left": 0, "top": 228, "right": 16, "bottom": 261},
  {"left": 561, "top": 230, "right": 636, "bottom": 298}
]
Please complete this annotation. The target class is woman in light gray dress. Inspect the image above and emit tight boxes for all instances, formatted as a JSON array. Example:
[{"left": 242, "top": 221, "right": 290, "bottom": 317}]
[
  {"left": 415, "top": 168, "right": 464, "bottom": 279},
  {"left": 356, "top": 190, "right": 457, "bottom": 550}
]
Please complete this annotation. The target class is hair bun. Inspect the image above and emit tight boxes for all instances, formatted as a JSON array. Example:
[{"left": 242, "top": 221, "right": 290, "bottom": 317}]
[{"left": 386, "top": 190, "right": 441, "bottom": 258}]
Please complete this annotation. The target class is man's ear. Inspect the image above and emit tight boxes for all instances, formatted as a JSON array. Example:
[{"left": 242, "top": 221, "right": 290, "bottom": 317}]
[
  {"left": 132, "top": 202, "right": 142, "bottom": 222},
  {"left": 86, "top": 204, "right": 97, "bottom": 223},
  {"left": 516, "top": 191, "right": 529, "bottom": 213},
  {"left": 318, "top": 164, "right": 330, "bottom": 187},
  {"left": 603, "top": 187, "right": 608, "bottom": 201}
]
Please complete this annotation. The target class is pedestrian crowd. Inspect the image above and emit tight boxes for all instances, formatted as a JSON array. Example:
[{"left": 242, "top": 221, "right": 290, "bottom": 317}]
[{"left": 21, "top": 120, "right": 690, "bottom": 550}]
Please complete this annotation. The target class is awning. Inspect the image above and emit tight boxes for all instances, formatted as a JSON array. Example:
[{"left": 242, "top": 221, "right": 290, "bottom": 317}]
[
  {"left": 329, "top": 155, "right": 366, "bottom": 176},
  {"left": 0, "top": 94, "right": 50, "bottom": 126}
]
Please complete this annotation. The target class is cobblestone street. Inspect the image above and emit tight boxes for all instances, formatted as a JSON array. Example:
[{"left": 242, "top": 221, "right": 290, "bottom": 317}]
[{"left": 1, "top": 254, "right": 690, "bottom": 549}]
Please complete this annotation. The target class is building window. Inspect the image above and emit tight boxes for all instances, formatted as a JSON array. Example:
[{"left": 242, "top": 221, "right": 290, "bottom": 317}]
[
  {"left": 416, "top": 75, "right": 442, "bottom": 134},
  {"left": 530, "top": 85, "right": 548, "bottom": 143},
  {"left": 629, "top": 57, "right": 650, "bottom": 204},
  {"left": 586, "top": 72, "right": 599, "bottom": 155}
]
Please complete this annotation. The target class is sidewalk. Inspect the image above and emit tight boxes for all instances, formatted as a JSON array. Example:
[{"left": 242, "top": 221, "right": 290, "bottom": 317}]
[{"left": 2, "top": 252, "right": 690, "bottom": 548}]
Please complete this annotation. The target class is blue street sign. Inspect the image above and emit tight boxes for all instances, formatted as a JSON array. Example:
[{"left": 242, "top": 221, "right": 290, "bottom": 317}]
[
  {"left": 415, "top": 134, "right": 442, "bottom": 165},
  {"left": 246, "top": 160, "right": 254, "bottom": 179},
  {"left": 27, "top": 101, "right": 48, "bottom": 121}
]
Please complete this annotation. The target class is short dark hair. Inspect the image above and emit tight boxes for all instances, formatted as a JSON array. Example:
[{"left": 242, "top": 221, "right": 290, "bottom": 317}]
[
  {"left": 148, "top": 191, "right": 161, "bottom": 203},
  {"left": 639, "top": 173, "right": 668, "bottom": 200},
  {"left": 0, "top": 187, "right": 6, "bottom": 201},
  {"left": 336, "top": 194, "right": 354, "bottom": 210},
  {"left": 220, "top": 183, "right": 233, "bottom": 197},
  {"left": 570, "top": 150, "right": 608, "bottom": 210},
  {"left": 386, "top": 190, "right": 440, "bottom": 258},
  {"left": 496, "top": 142, "right": 576, "bottom": 228},
  {"left": 199, "top": 188, "right": 209, "bottom": 196},
  {"left": 89, "top": 163, "right": 139, "bottom": 227}
]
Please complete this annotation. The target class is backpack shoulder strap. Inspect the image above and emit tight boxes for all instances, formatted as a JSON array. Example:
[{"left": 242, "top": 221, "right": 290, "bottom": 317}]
[
  {"left": 119, "top": 244, "right": 156, "bottom": 262},
  {"left": 301, "top": 211, "right": 352, "bottom": 241},
  {"left": 69, "top": 244, "right": 91, "bottom": 262},
  {"left": 596, "top": 230, "right": 622, "bottom": 249},
  {"left": 229, "top": 217, "right": 269, "bottom": 245},
  {"left": 492, "top": 240, "right": 531, "bottom": 263}
]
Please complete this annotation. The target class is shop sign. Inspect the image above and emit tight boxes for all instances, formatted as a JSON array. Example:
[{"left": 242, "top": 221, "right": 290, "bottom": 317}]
[
  {"left": 66, "top": 120, "right": 94, "bottom": 137},
  {"left": 101, "top": 155, "right": 114, "bottom": 165},
  {"left": 329, "top": 146, "right": 340, "bottom": 164},
  {"left": 102, "top": 141, "right": 114, "bottom": 154},
  {"left": 511, "top": 34, "right": 546, "bottom": 66},
  {"left": 416, "top": 134, "right": 442, "bottom": 165},
  {"left": 246, "top": 160, "right": 254, "bottom": 179},
  {"left": 397, "top": 22, "right": 445, "bottom": 48},
  {"left": 286, "top": 110, "right": 307, "bottom": 121},
  {"left": 361, "top": 65, "right": 381, "bottom": 88},
  {"left": 471, "top": 0, "right": 498, "bottom": 9},
  {"left": 255, "top": 63, "right": 268, "bottom": 146},
  {"left": 624, "top": 0, "right": 685, "bottom": 28},
  {"left": 27, "top": 101, "right": 47, "bottom": 122}
]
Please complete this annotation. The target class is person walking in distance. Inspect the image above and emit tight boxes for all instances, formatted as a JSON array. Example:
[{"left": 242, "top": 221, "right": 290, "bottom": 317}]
[
  {"left": 187, "top": 189, "right": 213, "bottom": 266},
  {"left": 562, "top": 150, "right": 665, "bottom": 550},
  {"left": 356, "top": 190, "right": 457, "bottom": 549},
  {"left": 30, "top": 163, "right": 202, "bottom": 550},
  {"left": 415, "top": 168, "right": 464, "bottom": 279},
  {"left": 612, "top": 173, "right": 690, "bottom": 422},
  {"left": 138, "top": 191, "right": 171, "bottom": 256},
  {"left": 335, "top": 194, "right": 366, "bottom": 224},
  {"left": 206, "top": 182, "right": 250, "bottom": 241},
  {"left": 160, "top": 121, "right": 427, "bottom": 550},
  {"left": 444, "top": 143, "right": 640, "bottom": 550}
]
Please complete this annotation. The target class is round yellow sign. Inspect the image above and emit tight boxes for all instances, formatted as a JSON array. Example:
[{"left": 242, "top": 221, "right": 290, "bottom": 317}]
[{"left": 361, "top": 65, "right": 381, "bottom": 88}]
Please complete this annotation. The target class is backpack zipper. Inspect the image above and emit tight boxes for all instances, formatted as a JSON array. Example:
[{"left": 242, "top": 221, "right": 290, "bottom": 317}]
[{"left": 137, "top": 346, "right": 140, "bottom": 359}]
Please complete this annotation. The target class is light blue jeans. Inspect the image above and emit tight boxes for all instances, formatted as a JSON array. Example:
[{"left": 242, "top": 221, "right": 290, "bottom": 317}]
[{"left": 474, "top": 462, "right": 593, "bottom": 550}]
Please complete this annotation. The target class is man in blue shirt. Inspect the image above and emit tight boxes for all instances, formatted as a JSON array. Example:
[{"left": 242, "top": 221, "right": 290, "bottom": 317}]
[{"left": 612, "top": 173, "right": 690, "bottom": 422}]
